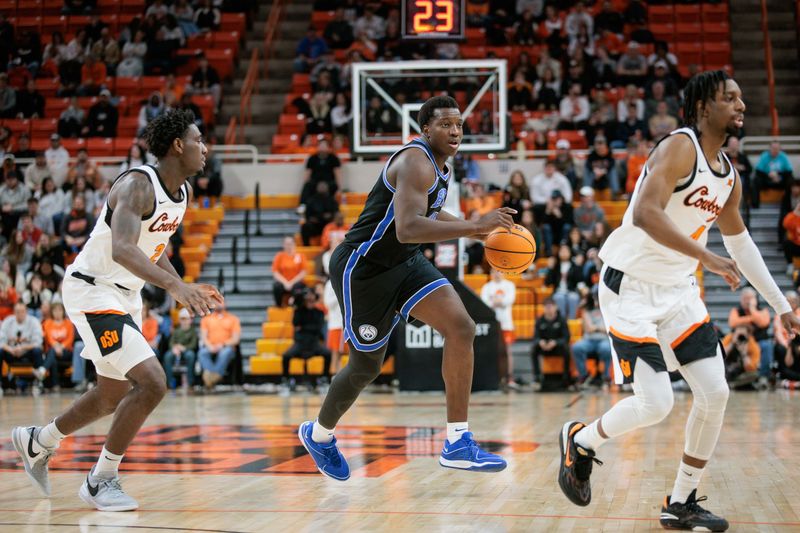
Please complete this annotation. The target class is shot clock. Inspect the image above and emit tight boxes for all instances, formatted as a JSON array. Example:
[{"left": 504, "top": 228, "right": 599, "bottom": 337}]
[{"left": 401, "top": 0, "right": 465, "bottom": 40}]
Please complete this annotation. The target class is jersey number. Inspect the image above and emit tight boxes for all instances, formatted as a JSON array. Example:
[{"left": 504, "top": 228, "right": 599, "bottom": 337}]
[
  {"left": 150, "top": 243, "right": 166, "bottom": 263},
  {"left": 689, "top": 225, "right": 706, "bottom": 241}
]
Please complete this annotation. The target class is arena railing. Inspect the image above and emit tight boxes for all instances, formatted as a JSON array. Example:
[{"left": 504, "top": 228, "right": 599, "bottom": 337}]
[{"left": 761, "top": 0, "right": 779, "bottom": 136}]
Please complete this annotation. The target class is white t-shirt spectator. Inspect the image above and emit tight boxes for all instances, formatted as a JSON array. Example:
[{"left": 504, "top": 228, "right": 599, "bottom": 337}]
[
  {"left": 531, "top": 169, "right": 573, "bottom": 204},
  {"left": 559, "top": 94, "right": 590, "bottom": 123},
  {"left": 565, "top": 9, "right": 593, "bottom": 39},
  {"left": 481, "top": 278, "right": 516, "bottom": 331},
  {"left": 616, "top": 98, "right": 644, "bottom": 122},
  {"left": 45, "top": 145, "right": 70, "bottom": 186},
  {"left": 353, "top": 13, "right": 386, "bottom": 40}
]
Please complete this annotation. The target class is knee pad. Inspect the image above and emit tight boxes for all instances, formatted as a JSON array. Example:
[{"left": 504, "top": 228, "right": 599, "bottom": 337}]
[
  {"left": 343, "top": 349, "right": 383, "bottom": 386},
  {"left": 639, "top": 389, "right": 674, "bottom": 425}
]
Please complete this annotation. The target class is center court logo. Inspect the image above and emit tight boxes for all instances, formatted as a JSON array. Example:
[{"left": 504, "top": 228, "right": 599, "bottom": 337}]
[{"left": 359, "top": 324, "right": 378, "bottom": 341}]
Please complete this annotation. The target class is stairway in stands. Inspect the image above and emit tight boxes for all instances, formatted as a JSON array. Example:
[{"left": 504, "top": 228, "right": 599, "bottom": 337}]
[
  {"left": 704, "top": 203, "right": 793, "bottom": 322},
  {"left": 197, "top": 209, "right": 300, "bottom": 358}
]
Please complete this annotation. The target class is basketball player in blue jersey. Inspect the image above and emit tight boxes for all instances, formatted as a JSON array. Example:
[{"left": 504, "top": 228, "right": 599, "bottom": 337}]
[
  {"left": 558, "top": 71, "right": 800, "bottom": 530},
  {"left": 11, "top": 110, "right": 223, "bottom": 511},
  {"left": 298, "top": 96, "right": 517, "bottom": 480}
]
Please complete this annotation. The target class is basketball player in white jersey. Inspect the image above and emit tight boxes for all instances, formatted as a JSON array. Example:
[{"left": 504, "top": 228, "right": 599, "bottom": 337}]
[
  {"left": 557, "top": 71, "right": 800, "bottom": 530},
  {"left": 11, "top": 109, "right": 223, "bottom": 511}
]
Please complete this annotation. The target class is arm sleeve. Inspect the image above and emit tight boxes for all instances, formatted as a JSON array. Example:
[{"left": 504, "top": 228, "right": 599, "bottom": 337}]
[{"left": 722, "top": 230, "right": 792, "bottom": 315}]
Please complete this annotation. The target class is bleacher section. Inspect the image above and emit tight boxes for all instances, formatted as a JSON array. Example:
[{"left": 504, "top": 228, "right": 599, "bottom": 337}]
[{"left": 272, "top": 1, "right": 733, "bottom": 155}]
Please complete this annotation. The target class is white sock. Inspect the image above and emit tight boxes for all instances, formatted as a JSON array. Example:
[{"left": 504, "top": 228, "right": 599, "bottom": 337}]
[
  {"left": 93, "top": 447, "right": 124, "bottom": 479},
  {"left": 311, "top": 420, "right": 334, "bottom": 443},
  {"left": 37, "top": 421, "right": 66, "bottom": 449},
  {"left": 447, "top": 422, "right": 469, "bottom": 444},
  {"left": 574, "top": 419, "right": 607, "bottom": 452},
  {"left": 670, "top": 461, "right": 703, "bottom": 504}
]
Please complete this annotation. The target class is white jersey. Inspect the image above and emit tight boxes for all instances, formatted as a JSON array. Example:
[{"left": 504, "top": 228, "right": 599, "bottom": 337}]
[
  {"left": 599, "top": 127, "right": 736, "bottom": 285},
  {"left": 68, "top": 164, "right": 188, "bottom": 293},
  {"left": 480, "top": 279, "right": 516, "bottom": 331}
]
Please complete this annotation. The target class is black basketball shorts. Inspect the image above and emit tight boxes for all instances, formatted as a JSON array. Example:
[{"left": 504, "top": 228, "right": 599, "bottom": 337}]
[{"left": 329, "top": 244, "right": 451, "bottom": 352}]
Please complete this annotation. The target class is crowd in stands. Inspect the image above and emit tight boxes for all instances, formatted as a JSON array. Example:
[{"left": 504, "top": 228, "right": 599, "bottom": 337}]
[{"left": 0, "top": 0, "right": 245, "bottom": 396}]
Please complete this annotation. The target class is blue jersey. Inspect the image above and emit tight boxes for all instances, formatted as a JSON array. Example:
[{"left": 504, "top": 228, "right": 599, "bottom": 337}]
[{"left": 343, "top": 138, "right": 451, "bottom": 268}]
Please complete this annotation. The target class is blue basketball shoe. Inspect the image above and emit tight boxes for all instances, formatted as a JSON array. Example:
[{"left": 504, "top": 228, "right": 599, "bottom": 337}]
[
  {"left": 439, "top": 431, "right": 507, "bottom": 472},
  {"left": 298, "top": 421, "right": 350, "bottom": 481}
]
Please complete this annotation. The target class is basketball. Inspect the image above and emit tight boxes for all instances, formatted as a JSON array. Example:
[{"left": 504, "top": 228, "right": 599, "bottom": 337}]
[{"left": 484, "top": 225, "right": 537, "bottom": 274}]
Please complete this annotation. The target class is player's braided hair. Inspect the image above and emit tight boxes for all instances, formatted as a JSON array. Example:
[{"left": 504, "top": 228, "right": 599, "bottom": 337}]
[
  {"left": 682, "top": 69, "right": 730, "bottom": 128},
  {"left": 142, "top": 109, "right": 197, "bottom": 158},
  {"left": 418, "top": 95, "right": 459, "bottom": 127}
]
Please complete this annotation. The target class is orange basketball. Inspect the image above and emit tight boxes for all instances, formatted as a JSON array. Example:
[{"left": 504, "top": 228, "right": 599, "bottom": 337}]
[{"left": 484, "top": 225, "right": 537, "bottom": 274}]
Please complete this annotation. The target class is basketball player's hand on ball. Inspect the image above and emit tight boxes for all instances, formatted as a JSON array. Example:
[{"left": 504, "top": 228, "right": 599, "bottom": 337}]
[
  {"left": 780, "top": 312, "right": 800, "bottom": 339},
  {"left": 475, "top": 207, "right": 517, "bottom": 234},
  {"left": 700, "top": 250, "right": 740, "bottom": 290},
  {"left": 170, "top": 282, "right": 224, "bottom": 316}
]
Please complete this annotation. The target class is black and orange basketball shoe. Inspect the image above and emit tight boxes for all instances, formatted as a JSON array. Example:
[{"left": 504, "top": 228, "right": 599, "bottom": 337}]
[
  {"left": 660, "top": 490, "right": 729, "bottom": 531},
  {"left": 558, "top": 421, "right": 602, "bottom": 506}
]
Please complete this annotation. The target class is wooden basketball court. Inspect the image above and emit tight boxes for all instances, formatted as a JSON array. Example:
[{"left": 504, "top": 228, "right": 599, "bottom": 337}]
[{"left": 1, "top": 390, "right": 799, "bottom": 532}]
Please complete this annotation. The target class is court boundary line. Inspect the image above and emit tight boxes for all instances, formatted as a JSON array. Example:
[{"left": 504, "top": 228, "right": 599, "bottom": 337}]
[{"left": 2, "top": 509, "right": 799, "bottom": 527}]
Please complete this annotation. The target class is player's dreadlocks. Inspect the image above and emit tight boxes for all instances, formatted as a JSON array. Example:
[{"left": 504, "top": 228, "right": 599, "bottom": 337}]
[
  {"left": 142, "top": 109, "right": 197, "bottom": 158},
  {"left": 418, "top": 95, "right": 459, "bottom": 127},
  {"left": 682, "top": 70, "right": 730, "bottom": 128}
]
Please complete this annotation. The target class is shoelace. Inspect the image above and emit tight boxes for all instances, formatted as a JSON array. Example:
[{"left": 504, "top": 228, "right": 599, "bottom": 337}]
[
  {"left": 574, "top": 453, "right": 603, "bottom": 481},
  {"left": 320, "top": 442, "right": 342, "bottom": 467},
  {"left": 103, "top": 478, "right": 126, "bottom": 495},
  {"left": 685, "top": 495, "right": 716, "bottom": 516}
]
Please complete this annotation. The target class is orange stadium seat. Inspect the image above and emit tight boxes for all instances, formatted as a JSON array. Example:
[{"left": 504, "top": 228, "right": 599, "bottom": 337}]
[
  {"left": 703, "top": 42, "right": 732, "bottom": 67},
  {"left": 220, "top": 12, "right": 246, "bottom": 34},
  {"left": 649, "top": 23, "right": 675, "bottom": 42},
  {"left": 44, "top": 97, "right": 68, "bottom": 118},
  {"left": 31, "top": 118, "right": 57, "bottom": 138},
  {"left": 291, "top": 73, "right": 311, "bottom": 93},
  {"left": 702, "top": 3, "right": 729, "bottom": 24},
  {"left": 117, "top": 116, "right": 139, "bottom": 137},
  {"left": 113, "top": 137, "right": 135, "bottom": 156},
  {"left": 17, "top": 0, "right": 43, "bottom": 17},
  {"left": 120, "top": 0, "right": 145, "bottom": 15},
  {"left": 34, "top": 77, "right": 59, "bottom": 98},
  {"left": 647, "top": 5, "right": 674, "bottom": 25},
  {"left": 675, "top": 42, "right": 702, "bottom": 67},
  {"left": 675, "top": 22, "right": 701, "bottom": 43},
  {"left": 4, "top": 119, "right": 30, "bottom": 137},
  {"left": 115, "top": 76, "right": 141, "bottom": 98},
  {"left": 674, "top": 5, "right": 700, "bottom": 24},
  {"left": 279, "top": 114, "right": 306, "bottom": 136},
  {"left": 66, "top": 15, "right": 90, "bottom": 33},
  {"left": 42, "top": 15, "right": 66, "bottom": 34},
  {"left": 311, "top": 10, "right": 334, "bottom": 26},
  {"left": 61, "top": 138, "right": 86, "bottom": 152},
  {"left": 87, "top": 137, "right": 114, "bottom": 157},
  {"left": 0, "top": 1, "right": 15, "bottom": 16},
  {"left": 16, "top": 16, "right": 42, "bottom": 33},
  {"left": 702, "top": 21, "right": 730, "bottom": 42},
  {"left": 213, "top": 31, "right": 241, "bottom": 54}
]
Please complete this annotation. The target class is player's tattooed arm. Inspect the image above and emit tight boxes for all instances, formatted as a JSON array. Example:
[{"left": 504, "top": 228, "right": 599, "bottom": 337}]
[
  {"left": 109, "top": 172, "right": 185, "bottom": 291},
  {"left": 393, "top": 149, "right": 513, "bottom": 243}
]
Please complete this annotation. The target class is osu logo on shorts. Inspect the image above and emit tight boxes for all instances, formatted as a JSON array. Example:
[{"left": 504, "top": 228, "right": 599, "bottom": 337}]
[
  {"left": 99, "top": 329, "right": 120, "bottom": 349},
  {"left": 620, "top": 359, "right": 632, "bottom": 378}
]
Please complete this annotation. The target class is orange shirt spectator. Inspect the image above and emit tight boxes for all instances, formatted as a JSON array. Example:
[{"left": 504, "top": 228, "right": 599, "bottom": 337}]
[
  {"left": 722, "top": 331, "right": 760, "bottom": 372},
  {"left": 142, "top": 310, "right": 160, "bottom": 349},
  {"left": 200, "top": 308, "right": 241, "bottom": 347},
  {"left": 0, "top": 281, "right": 18, "bottom": 321},
  {"left": 626, "top": 150, "right": 648, "bottom": 195},
  {"left": 42, "top": 315, "right": 74, "bottom": 351},
  {"left": 321, "top": 215, "right": 350, "bottom": 250},
  {"left": 81, "top": 56, "right": 107, "bottom": 88},
  {"left": 596, "top": 30, "right": 624, "bottom": 56},
  {"left": 783, "top": 206, "right": 800, "bottom": 246},
  {"left": 272, "top": 243, "right": 308, "bottom": 281}
]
